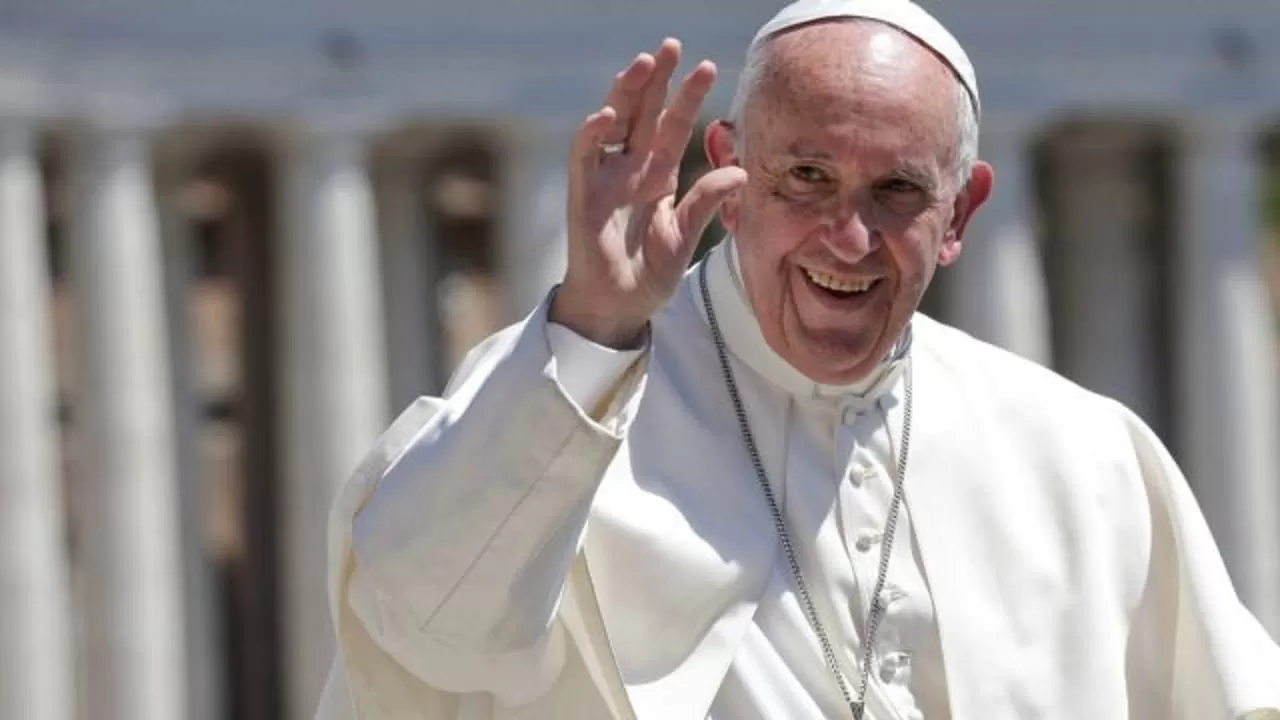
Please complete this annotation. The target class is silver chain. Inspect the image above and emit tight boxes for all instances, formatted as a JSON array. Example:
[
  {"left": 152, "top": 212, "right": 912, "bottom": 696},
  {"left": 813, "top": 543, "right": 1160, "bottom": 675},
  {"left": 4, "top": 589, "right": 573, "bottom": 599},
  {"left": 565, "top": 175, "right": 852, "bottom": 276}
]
[{"left": 697, "top": 260, "right": 914, "bottom": 720}]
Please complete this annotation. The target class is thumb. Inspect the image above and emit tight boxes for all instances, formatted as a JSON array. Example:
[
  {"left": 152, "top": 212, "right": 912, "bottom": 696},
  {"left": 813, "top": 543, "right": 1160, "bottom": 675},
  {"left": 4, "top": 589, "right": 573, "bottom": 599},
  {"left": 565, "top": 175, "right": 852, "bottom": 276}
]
[{"left": 675, "top": 166, "right": 747, "bottom": 249}]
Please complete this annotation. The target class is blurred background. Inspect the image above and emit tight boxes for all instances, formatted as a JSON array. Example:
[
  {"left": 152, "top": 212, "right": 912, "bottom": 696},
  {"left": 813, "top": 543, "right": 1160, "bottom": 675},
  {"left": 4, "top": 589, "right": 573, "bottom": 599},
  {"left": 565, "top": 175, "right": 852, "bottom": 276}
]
[{"left": 1, "top": 1, "right": 1278, "bottom": 719}]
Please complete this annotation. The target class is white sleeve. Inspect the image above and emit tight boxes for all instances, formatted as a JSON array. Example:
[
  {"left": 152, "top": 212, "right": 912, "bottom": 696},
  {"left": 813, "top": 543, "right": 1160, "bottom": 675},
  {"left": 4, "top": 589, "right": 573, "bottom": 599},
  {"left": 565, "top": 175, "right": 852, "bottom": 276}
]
[
  {"left": 338, "top": 298, "right": 649, "bottom": 708},
  {"left": 545, "top": 321, "right": 646, "bottom": 416},
  {"left": 1116, "top": 401, "right": 1280, "bottom": 718}
]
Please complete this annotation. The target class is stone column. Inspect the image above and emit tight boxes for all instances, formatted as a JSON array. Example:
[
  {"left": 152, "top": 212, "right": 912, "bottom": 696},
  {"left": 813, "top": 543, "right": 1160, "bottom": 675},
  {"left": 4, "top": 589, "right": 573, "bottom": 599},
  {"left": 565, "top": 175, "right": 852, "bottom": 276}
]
[
  {"left": 1047, "top": 128, "right": 1166, "bottom": 426},
  {"left": 0, "top": 120, "right": 75, "bottom": 720},
  {"left": 498, "top": 122, "right": 571, "bottom": 322},
  {"left": 155, "top": 149, "right": 224, "bottom": 720},
  {"left": 947, "top": 119, "right": 1052, "bottom": 365},
  {"left": 277, "top": 123, "right": 389, "bottom": 719},
  {"left": 68, "top": 121, "right": 188, "bottom": 720},
  {"left": 377, "top": 146, "right": 442, "bottom": 407},
  {"left": 1177, "top": 118, "right": 1280, "bottom": 635}
]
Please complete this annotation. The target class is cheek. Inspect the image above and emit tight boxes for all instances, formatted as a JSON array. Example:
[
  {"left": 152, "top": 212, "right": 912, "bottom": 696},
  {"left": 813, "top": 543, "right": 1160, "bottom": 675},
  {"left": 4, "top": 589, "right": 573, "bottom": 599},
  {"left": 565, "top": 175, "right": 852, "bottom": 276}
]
[
  {"left": 735, "top": 216, "right": 805, "bottom": 311},
  {"left": 747, "top": 192, "right": 827, "bottom": 248},
  {"left": 888, "top": 230, "right": 944, "bottom": 290},
  {"left": 720, "top": 193, "right": 742, "bottom": 233},
  {"left": 738, "top": 237, "right": 789, "bottom": 295},
  {"left": 927, "top": 203, "right": 961, "bottom": 264},
  {"left": 936, "top": 230, "right": 963, "bottom": 266},
  {"left": 737, "top": 192, "right": 802, "bottom": 248}
]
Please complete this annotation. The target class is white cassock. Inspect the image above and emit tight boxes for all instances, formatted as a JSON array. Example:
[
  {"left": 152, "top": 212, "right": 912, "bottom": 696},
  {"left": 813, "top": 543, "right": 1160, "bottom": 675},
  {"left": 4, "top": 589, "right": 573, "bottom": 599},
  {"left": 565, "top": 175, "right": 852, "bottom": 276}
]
[{"left": 314, "top": 239, "right": 1280, "bottom": 720}]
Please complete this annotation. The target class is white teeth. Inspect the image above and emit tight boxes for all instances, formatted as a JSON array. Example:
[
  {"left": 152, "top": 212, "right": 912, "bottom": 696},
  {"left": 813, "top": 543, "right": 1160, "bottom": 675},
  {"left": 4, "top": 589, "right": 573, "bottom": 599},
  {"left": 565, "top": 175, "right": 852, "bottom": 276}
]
[{"left": 804, "top": 269, "right": 874, "bottom": 293}]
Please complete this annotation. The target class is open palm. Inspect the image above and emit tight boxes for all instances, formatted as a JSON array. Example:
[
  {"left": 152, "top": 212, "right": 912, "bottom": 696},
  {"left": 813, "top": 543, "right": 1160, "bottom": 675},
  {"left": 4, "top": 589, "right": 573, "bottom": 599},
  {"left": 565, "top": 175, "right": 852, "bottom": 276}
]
[{"left": 553, "top": 38, "right": 747, "bottom": 348}]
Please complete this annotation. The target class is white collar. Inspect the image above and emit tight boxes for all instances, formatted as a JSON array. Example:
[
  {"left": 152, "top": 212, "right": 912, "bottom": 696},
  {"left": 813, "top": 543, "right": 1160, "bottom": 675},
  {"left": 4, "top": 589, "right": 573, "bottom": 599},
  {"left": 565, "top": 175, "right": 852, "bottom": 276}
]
[{"left": 697, "top": 238, "right": 909, "bottom": 404}]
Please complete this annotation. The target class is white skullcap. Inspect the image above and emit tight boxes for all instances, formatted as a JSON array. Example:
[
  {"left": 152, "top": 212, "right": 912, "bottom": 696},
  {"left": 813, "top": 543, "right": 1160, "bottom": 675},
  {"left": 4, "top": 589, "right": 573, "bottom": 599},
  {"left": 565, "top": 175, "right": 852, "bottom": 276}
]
[{"left": 750, "top": 0, "right": 981, "bottom": 120}]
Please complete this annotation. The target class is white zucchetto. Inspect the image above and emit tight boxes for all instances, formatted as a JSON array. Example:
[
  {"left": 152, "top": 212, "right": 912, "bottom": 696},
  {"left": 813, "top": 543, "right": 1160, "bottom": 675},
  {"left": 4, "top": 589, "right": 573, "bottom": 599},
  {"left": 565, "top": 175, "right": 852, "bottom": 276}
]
[{"left": 751, "top": 0, "right": 981, "bottom": 120}]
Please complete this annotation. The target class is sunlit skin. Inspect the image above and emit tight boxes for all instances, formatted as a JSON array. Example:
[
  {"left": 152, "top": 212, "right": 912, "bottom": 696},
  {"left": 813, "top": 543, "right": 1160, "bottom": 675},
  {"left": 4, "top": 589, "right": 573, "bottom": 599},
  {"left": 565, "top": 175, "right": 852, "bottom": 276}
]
[{"left": 705, "top": 20, "right": 993, "bottom": 384}]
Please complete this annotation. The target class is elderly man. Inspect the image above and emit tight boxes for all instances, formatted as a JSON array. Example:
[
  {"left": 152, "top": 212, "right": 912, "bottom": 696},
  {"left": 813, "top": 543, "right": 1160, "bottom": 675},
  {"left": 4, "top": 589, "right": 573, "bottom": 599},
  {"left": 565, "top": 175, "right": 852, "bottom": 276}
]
[{"left": 315, "top": 1, "right": 1280, "bottom": 718}]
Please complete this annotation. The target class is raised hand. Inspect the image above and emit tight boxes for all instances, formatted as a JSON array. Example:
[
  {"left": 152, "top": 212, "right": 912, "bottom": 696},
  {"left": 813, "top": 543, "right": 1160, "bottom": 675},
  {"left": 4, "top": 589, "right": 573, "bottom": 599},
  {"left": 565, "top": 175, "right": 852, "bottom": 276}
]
[{"left": 551, "top": 38, "right": 748, "bottom": 348}]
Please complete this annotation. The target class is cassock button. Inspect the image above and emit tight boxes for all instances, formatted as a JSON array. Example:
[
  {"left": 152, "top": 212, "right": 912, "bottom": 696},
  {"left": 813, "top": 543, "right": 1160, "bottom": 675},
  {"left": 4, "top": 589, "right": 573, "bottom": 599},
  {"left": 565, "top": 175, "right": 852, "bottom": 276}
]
[
  {"left": 880, "top": 585, "right": 908, "bottom": 606},
  {"left": 878, "top": 650, "right": 913, "bottom": 685},
  {"left": 847, "top": 466, "right": 876, "bottom": 487},
  {"left": 854, "top": 529, "right": 882, "bottom": 552}
]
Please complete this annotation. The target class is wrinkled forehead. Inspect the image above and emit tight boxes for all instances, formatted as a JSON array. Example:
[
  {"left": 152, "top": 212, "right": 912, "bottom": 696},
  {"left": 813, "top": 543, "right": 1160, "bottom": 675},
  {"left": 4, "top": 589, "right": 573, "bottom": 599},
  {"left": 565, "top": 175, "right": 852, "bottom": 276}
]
[{"left": 747, "top": 21, "right": 961, "bottom": 164}]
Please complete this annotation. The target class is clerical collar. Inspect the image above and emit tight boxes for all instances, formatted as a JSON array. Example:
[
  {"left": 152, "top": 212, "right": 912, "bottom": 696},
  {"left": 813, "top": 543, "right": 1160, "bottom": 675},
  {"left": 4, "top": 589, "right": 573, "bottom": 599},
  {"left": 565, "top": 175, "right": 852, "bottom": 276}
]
[{"left": 699, "top": 237, "right": 910, "bottom": 402}]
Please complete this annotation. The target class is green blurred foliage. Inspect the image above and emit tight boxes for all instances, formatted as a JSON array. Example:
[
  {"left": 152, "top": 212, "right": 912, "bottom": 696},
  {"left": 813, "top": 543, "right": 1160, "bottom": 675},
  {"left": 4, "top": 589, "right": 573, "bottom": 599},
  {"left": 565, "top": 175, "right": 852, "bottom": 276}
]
[
  {"left": 1266, "top": 132, "right": 1280, "bottom": 235},
  {"left": 1265, "top": 169, "right": 1280, "bottom": 241}
]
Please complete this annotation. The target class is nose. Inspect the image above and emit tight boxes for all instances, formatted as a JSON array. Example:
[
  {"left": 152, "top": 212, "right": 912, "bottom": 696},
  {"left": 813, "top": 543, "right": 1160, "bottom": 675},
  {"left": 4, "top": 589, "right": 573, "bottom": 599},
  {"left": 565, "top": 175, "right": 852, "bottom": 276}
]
[{"left": 823, "top": 206, "right": 878, "bottom": 263}]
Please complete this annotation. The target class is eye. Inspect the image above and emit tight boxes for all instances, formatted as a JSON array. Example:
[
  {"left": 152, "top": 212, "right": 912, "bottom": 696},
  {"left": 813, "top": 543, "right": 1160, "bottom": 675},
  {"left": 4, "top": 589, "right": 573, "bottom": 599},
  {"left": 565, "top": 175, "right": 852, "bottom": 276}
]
[
  {"left": 789, "top": 165, "right": 830, "bottom": 184},
  {"left": 874, "top": 177, "right": 931, "bottom": 215},
  {"left": 877, "top": 178, "right": 921, "bottom": 195}
]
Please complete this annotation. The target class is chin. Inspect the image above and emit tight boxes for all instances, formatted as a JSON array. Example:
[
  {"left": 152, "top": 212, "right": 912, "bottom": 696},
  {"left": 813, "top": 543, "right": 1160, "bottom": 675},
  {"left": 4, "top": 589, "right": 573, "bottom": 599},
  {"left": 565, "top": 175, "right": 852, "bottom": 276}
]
[
  {"left": 788, "top": 329, "right": 885, "bottom": 384},
  {"left": 798, "top": 355, "right": 880, "bottom": 385}
]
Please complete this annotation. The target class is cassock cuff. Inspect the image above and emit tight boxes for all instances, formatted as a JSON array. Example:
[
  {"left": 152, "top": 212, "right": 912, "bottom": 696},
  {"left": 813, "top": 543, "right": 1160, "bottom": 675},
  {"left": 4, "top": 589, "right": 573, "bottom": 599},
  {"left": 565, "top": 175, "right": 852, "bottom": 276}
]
[{"left": 545, "top": 320, "right": 646, "bottom": 416}]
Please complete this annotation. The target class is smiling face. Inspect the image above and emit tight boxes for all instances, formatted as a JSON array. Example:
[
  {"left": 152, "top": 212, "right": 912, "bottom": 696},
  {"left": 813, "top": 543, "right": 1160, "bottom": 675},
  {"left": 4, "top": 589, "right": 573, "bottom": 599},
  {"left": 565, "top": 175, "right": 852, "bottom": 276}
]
[{"left": 706, "top": 19, "right": 992, "bottom": 384}]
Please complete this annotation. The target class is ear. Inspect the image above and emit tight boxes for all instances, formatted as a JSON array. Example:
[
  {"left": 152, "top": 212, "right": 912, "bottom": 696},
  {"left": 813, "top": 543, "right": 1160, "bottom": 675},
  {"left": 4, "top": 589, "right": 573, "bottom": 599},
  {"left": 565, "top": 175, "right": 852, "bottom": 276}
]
[
  {"left": 704, "top": 119, "right": 738, "bottom": 167},
  {"left": 938, "top": 160, "right": 993, "bottom": 267},
  {"left": 703, "top": 120, "right": 743, "bottom": 233}
]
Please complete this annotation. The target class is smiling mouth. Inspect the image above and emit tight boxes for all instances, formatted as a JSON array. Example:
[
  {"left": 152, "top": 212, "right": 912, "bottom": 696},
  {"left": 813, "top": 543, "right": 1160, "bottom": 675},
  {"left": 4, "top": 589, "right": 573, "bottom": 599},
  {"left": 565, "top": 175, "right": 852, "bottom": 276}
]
[{"left": 803, "top": 268, "right": 880, "bottom": 297}]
